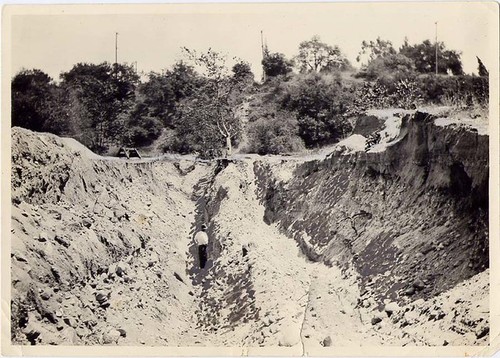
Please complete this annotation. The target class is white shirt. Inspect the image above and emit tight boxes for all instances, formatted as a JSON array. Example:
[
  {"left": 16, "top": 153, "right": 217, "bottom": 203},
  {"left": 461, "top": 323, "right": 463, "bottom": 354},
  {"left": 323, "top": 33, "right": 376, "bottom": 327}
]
[{"left": 194, "top": 231, "right": 209, "bottom": 245}]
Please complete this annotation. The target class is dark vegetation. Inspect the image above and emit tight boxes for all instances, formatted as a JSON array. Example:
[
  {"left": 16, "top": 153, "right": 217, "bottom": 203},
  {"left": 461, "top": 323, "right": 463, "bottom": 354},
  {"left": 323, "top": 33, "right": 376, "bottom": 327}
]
[{"left": 12, "top": 36, "right": 489, "bottom": 155}]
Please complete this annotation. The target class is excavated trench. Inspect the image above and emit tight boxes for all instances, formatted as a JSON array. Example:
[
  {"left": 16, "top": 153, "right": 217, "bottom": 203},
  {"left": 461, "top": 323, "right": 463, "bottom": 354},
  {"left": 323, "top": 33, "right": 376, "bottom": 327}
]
[
  {"left": 253, "top": 112, "right": 488, "bottom": 307},
  {"left": 9, "top": 111, "right": 490, "bottom": 348}
]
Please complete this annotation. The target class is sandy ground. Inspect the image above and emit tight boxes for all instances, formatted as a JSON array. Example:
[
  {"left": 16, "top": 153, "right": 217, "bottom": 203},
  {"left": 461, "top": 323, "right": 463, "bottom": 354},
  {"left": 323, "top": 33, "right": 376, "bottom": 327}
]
[{"left": 9, "top": 107, "right": 489, "bottom": 348}]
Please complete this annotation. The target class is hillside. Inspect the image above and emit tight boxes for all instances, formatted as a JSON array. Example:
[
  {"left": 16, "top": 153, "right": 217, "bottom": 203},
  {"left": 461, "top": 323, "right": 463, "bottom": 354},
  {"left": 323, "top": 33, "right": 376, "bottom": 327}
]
[{"left": 9, "top": 110, "right": 489, "bottom": 349}]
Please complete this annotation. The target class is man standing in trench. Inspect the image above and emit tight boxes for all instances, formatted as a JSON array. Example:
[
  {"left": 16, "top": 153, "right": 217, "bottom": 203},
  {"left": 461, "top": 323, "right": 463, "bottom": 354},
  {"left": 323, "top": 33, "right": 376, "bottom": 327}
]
[{"left": 194, "top": 224, "right": 209, "bottom": 269}]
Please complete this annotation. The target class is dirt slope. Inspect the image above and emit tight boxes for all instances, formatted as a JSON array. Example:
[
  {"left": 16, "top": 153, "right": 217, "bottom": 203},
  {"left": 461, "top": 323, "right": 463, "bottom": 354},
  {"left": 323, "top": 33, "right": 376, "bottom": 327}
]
[{"left": 9, "top": 110, "right": 489, "bottom": 348}]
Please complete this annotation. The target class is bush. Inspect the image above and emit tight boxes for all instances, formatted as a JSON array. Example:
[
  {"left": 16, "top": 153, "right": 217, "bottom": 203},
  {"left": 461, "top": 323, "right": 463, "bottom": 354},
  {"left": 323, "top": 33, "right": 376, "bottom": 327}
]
[
  {"left": 279, "top": 73, "right": 354, "bottom": 147},
  {"left": 246, "top": 111, "right": 305, "bottom": 155},
  {"left": 124, "top": 116, "right": 163, "bottom": 147},
  {"left": 356, "top": 54, "right": 416, "bottom": 82},
  {"left": 418, "top": 74, "right": 488, "bottom": 107}
]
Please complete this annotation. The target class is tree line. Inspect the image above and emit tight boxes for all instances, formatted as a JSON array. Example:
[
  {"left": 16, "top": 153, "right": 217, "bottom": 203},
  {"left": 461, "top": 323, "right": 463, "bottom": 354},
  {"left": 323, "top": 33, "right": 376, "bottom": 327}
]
[{"left": 12, "top": 36, "right": 489, "bottom": 156}]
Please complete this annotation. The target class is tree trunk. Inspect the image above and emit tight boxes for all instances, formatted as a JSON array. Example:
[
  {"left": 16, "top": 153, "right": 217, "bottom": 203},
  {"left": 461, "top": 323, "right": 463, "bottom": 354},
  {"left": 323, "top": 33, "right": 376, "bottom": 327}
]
[{"left": 225, "top": 135, "right": 232, "bottom": 158}]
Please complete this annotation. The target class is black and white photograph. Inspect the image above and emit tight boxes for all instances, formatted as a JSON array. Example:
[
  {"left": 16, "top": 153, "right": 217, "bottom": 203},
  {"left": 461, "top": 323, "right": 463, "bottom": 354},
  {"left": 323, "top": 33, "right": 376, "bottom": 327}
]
[{"left": 2, "top": 2, "right": 499, "bottom": 355}]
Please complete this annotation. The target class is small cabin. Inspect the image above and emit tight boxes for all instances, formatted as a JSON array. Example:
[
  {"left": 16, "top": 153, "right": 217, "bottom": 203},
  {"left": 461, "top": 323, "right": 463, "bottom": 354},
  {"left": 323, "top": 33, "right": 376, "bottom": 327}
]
[{"left": 117, "top": 147, "right": 142, "bottom": 159}]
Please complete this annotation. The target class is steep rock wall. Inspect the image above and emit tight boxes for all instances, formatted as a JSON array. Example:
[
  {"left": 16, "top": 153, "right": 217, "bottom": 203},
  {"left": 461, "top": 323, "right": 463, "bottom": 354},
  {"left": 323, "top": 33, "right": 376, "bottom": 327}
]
[
  {"left": 254, "top": 112, "right": 489, "bottom": 306},
  {"left": 10, "top": 128, "right": 211, "bottom": 345}
]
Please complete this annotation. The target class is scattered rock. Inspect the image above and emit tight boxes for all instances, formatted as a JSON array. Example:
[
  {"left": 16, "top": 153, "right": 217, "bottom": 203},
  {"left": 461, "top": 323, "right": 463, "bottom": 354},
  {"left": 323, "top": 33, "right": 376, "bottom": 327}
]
[
  {"left": 102, "top": 329, "right": 121, "bottom": 344},
  {"left": 54, "top": 235, "right": 70, "bottom": 248},
  {"left": 421, "top": 244, "right": 434, "bottom": 254},
  {"left": 63, "top": 317, "right": 76, "bottom": 328},
  {"left": 174, "top": 272, "right": 185, "bottom": 284},
  {"left": 384, "top": 302, "right": 400, "bottom": 317},
  {"left": 279, "top": 321, "right": 300, "bottom": 347},
  {"left": 12, "top": 252, "right": 28, "bottom": 262},
  {"left": 117, "top": 329, "right": 127, "bottom": 338},
  {"left": 404, "top": 287, "right": 415, "bottom": 296},
  {"left": 25, "top": 330, "right": 41, "bottom": 345},
  {"left": 114, "top": 209, "right": 128, "bottom": 221},
  {"left": 81, "top": 219, "right": 92, "bottom": 228},
  {"left": 413, "top": 279, "right": 425, "bottom": 291},
  {"left": 38, "top": 232, "right": 49, "bottom": 242},
  {"left": 95, "top": 291, "right": 110, "bottom": 307},
  {"left": 476, "top": 326, "right": 489, "bottom": 339}
]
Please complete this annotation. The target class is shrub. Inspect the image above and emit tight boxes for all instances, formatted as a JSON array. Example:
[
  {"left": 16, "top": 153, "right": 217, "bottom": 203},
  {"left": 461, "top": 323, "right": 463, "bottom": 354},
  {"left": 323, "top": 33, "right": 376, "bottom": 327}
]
[
  {"left": 418, "top": 74, "right": 488, "bottom": 107},
  {"left": 246, "top": 111, "right": 305, "bottom": 155}
]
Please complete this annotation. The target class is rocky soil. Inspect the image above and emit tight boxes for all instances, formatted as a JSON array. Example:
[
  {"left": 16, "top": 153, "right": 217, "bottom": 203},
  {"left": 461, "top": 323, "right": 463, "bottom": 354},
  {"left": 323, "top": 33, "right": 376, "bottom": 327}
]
[{"left": 9, "top": 110, "right": 489, "bottom": 348}]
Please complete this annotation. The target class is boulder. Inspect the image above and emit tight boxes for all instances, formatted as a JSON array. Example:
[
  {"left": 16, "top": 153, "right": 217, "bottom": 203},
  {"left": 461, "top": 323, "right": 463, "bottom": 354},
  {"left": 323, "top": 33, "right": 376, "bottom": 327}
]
[
  {"left": 404, "top": 287, "right": 415, "bottom": 296},
  {"left": 413, "top": 279, "right": 425, "bottom": 291},
  {"left": 38, "top": 232, "right": 49, "bottom": 242},
  {"left": 476, "top": 326, "right": 489, "bottom": 339},
  {"left": 278, "top": 320, "right": 301, "bottom": 347},
  {"left": 54, "top": 235, "right": 70, "bottom": 248},
  {"left": 102, "top": 328, "right": 121, "bottom": 344},
  {"left": 114, "top": 209, "right": 127, "bottom": 221},
  {"left": 371, "top": 317, "right": 382, "bottom": 325},
  {"left": 384, "top": 302, "right": 400, "bottom": 316},
  {"left": 115, "top": 262, "right": 128, "bottom": 277},
  {"left": 117, "top": 328, "right": 127, "bottom": 338},
  {"left": 81, "top": 218, "right": 92, "bottom": 228},
  {"left": 323, "top": 336, "right": 333, "bottom": 347}
]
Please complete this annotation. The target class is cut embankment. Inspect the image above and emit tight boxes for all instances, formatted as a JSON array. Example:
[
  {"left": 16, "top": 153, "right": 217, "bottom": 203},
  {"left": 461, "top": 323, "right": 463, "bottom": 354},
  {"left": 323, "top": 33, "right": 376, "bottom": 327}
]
[
  {"left": 254, "top": 112, "right": 488, "bottom": 305},
  {"left": 10, "top": 127, "right": 212, "bottom": 345},
  {"left": 9, "top": 110, "right": 489, "bottom": 348}
]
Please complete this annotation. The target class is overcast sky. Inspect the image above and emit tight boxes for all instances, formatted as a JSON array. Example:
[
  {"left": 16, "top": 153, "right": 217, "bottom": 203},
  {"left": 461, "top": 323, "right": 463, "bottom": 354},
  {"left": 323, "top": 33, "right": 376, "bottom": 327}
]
[{"left": 8, "top": 2, "right": 497, "bottom": 81}]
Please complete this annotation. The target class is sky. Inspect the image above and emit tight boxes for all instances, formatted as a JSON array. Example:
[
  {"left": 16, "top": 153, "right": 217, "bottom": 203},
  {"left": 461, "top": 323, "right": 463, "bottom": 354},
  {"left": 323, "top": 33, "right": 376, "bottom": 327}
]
[{"left": 7, "top": 2, "right": 497, "bottom": 81}]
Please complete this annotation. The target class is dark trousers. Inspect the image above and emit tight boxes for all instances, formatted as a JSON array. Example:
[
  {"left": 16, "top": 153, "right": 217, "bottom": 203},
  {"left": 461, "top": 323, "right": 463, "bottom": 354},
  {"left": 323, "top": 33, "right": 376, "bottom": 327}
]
[{"left": 198, "top": 244, "right": 207, "bottom": 269}]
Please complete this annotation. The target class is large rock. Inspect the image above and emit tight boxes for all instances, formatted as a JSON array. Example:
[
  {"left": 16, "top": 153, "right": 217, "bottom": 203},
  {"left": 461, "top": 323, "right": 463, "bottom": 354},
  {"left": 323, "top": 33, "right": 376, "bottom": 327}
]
[
  {"left": 384, "top": 302, "right": 400, "bottom": 316},
  {"left": 102, "top": 328, "right": 121, "bottom": 344},
  {"left": 278, "top": 320, "right": 301, "bottom": 347}
]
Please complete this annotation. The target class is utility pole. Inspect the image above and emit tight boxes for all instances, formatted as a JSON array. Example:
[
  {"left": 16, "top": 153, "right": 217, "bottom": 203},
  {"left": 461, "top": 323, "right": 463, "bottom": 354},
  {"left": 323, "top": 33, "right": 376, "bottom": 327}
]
[
  {"left": 261, "top": 30, "right": 267, "bottom": 82},
  {"left": 115, "top": 32, "right": 119, "bottom": 65},
  {"left": 435, "top": 22, "right": 438, "bottom": 75}
]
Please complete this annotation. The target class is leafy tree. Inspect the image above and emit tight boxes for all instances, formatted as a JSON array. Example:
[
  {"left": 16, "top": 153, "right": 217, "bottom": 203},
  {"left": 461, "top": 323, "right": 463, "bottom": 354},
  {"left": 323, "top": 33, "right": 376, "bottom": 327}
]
[
  {"left": 295, "top": 35, "right": 350, "bottom": 73},
  {"left": 399, "top": 39, "right": 464, "bottom": 75},
  {"left": 11, "top": 69, "right": 55, "bottom": 131},
  {"left": 280, "top": 73, "right": 353, "bottom": 147},
  {"left": 59, "top": 62, "right": 139, "bottom": 151},
  {"left": 170, "top": 48, "right": 242, "bottom": 157},
  {"left": 262, "top": 51, "right": 293, "bottom": 78},
  {"left": 232, "top": 61, "right": 254, "bottom": 84},
  {"left": 356, "top": 37, "right": 396, "bottom": 63},
  {"left": 122, "top": 103, "right": 164, "bottom": 147},
  {"left": 477, "top": 57, "right": 489, "bottom": 77},
  {"left": 138, "top": 62, "right": 199, "bottom": 128}
]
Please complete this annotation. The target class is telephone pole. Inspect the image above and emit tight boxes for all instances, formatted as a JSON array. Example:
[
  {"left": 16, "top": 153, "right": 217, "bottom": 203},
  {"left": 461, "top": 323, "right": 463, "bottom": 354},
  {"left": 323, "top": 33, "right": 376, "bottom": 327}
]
[
  {"left": 261, "top": 30, "right": 267, "bottom": 82},
  {"left": 115, "top": 32, "right": 119, "bottom": 65},
  {"left": 435, "top": 22, "right": 438, "bottom": 75}
]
